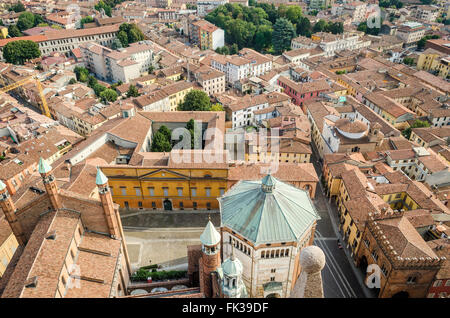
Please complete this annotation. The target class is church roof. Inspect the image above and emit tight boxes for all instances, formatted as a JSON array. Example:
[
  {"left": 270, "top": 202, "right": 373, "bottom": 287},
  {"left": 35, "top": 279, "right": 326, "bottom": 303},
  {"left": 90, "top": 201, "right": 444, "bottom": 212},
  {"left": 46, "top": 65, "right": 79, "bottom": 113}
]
[
  {"left": 38, "top": 157, "right": 52, "bottom": 174},
  {"left": 219, "top": 175, "right": 320, "bottom": 245},
  {"left": 96, "top": 167, "right": 108, "bottom": 185},
  {"left": 200, "top": 220, "right": 221, "bottom": 246}
]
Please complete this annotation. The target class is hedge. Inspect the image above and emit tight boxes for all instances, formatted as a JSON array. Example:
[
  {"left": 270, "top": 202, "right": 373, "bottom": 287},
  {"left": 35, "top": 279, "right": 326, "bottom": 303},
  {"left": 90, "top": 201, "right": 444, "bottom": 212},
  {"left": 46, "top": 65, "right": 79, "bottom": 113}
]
[{"left": 131, "top": 269, "right": 187, "bottom": 282}]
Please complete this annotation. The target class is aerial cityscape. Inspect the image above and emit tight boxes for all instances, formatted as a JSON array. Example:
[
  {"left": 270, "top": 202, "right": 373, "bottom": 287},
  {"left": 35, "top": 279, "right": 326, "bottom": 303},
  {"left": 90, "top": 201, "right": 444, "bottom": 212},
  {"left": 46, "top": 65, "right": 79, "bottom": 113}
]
[{"left": 0, "top": 0, "right": 449, "bottom": 302}]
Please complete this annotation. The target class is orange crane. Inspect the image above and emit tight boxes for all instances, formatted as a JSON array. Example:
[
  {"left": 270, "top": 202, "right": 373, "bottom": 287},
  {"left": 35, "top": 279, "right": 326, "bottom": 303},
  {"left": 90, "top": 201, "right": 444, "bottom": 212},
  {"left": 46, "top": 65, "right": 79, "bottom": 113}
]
[{"left": 0, "top": 75, "right": 51, "bottom": 118}]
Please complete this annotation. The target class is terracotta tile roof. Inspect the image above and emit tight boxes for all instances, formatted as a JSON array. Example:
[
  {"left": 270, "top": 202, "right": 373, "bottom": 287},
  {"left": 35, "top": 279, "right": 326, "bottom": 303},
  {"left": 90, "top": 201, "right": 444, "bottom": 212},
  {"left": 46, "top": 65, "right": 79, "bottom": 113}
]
[{"left": 377, "top": 216, "right": 438, "bottom": 259}]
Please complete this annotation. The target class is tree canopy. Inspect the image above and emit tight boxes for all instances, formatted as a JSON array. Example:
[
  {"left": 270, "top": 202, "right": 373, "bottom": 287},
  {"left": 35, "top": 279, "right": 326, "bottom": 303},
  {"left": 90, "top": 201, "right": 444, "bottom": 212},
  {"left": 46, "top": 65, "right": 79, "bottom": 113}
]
[
  {"left": 100, "top": 88, "right": 118, "bottom": 103},
  {"left": 4, "top": 40, "right": 41, "bottom": 65},
  {"left": 16, "top": 12, "right": 43, "bottom": 31},
  {"left": 357, "top": 21, "right": 381, "bottom": 35},
  {"left": 205, "top": 3, "right": 341, "bottom": 53},
  {"left": 126, "top": 84, "right": 140, "bottom": 98},
  {"left": 178, "top": 90, "right": 211, "bottom": 111},
  {"left": 118, "top": 23, "right": 144, "bottom": 47},
  {"left": 402, "top": 120, "right": 430, "bottom": 139},
  {"left": 8, "top": 2, "right": 25, "bottom": 13},
  {"left": 272, "top": 18, "right": 296, "bottom": 55},
  {"left": 151, "top": 126, "right": 173, "bottom": 152},
  {"left": 8, "top": 25, "right": 22, "bottom": 38}
]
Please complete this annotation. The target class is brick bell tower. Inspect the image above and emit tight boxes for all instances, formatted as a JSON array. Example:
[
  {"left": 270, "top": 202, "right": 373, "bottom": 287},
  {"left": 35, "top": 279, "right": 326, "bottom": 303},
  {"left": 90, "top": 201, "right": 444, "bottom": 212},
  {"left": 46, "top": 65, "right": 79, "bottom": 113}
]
[
  {"left": 96, "top": 167, "right": 120, "bottom": 238},
  {"left": 0, "top": 180, "right": 26, "bottom": 245},
  {"left": 38, "top": 157, "right": 62, "bottom": 211},
  {"left": 200, "top": 218, "right": 221, "bottom": 297}
]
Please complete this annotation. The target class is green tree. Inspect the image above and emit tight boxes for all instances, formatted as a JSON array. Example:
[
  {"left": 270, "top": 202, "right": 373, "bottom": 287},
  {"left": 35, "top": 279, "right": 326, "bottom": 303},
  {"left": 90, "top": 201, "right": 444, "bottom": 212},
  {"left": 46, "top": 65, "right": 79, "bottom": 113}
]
[
  {"left": 8, "top": 25, "right": 22, "bottom": 38},
  {"left": 100, "top": 88, "right": 118, "bottom": 103},
  {"left": 3, "top": 40, "right": 41, "bottom": 65},
  {"left": 210, "top": 103, "right": 224, "bottom": 111},
  {"left": 357, "top": 21, "right": 380, "bottom": 35},
  {"left": 111, "top": 38, "right": 123, "bottom": 50},
  {"left": 402, "top": 120, "right": 430, "bottom": 139},
  {"left": 296, "top": 16, "right": 312, "bottom": 37},
  {"left": 403, "top": 57, "right": 415, "bottom": 66},
  {"left": 272, "top": 18, "right": 296, "bottom": 54},
  {"left": 230, "top": 43, "right": 239, "bottom": 54},
  {"left": 117, "top": 30, "right": 128, "bottom": 47},
  {"left": 80, "top": 16, "right": 94, "bottom": 28},
  {"left": 254, "top": 24, "right": 273, "bottom": 51},
  {"left": 17, "top": 12, "right": 35, "bottom": 31},
  {"left": 9, "top": 2, "right": 25, "bottom": 13},
  {"left": 118, "top": 23, "right": 144, "bottom": 47},
  {"left": 126, "top": 84, "right": 140, "bottom": 98},
  {"left": 313, "top": 19, "right": 327, "bottom": 33},
  {"left": 95, "top": 1, "right": 112, "bottom": 17},
  {"left": 178, "top": 90, "right": 211, "bottom": 111},
  {"left": 285, "top": 6, "right": 302, "bottom": 24},
  {"left": 148, "top": 65, "right": 154, "bottom": 74},
  {"left": 151, "top": 131, "right": 172, "bottom": 152},
  {"left": 68, "top": 78, "right": 77, "bottom": 85},
  {"left": 93, "top": 83, "right": 107, "bottom": 96},
  {"left": 417, "top": 35, "right": 440, "bottom": 50},
  {"left": 215, "top": 46, "right": 230, "bottom": 55},
  {"left": 158, "top": 125, "right": 172, "bottom": 142}
]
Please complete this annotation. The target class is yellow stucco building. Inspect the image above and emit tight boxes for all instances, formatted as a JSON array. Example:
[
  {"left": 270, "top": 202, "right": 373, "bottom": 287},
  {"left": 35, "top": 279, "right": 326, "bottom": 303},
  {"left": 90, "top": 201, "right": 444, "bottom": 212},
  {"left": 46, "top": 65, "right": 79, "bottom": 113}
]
[
  {"left": 0, "top": 220, "right": 18, "bottom": 277},
  {"left": 101, "top": 166, "right": 228, "bottom": 211}
]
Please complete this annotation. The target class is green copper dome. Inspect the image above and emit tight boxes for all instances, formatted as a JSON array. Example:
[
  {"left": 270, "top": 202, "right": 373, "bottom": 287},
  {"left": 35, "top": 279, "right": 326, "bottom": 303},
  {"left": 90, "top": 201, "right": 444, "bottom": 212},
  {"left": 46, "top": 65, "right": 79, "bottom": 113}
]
[{"left": 219, "top": 175, "right": 320, "bottom": 246}]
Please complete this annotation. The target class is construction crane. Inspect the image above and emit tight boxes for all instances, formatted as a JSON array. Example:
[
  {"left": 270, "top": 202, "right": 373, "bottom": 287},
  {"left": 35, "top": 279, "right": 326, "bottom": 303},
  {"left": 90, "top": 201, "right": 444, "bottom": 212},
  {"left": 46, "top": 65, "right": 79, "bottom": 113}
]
[{"left": 0, "top": 75, "right": 51, "bottom": 118}]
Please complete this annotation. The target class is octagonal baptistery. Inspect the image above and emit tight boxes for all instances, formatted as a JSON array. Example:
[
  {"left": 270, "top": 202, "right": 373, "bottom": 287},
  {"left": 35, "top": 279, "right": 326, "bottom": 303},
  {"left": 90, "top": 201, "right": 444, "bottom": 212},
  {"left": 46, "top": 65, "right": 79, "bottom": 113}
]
[{"left": 218, "top": 175, "right": 321, "bottom": 298}]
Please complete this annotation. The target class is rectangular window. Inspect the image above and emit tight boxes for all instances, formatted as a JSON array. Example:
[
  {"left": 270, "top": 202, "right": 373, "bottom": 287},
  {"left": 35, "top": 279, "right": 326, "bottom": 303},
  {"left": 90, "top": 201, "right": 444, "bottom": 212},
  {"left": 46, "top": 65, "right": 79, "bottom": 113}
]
[
  {"left": 205, "top": 188, "right": 211, "bottom": 197},
  {"left": 193, "top": 202, "right": 197, "bottom": 210},
  {"left": 177, "top": 187, "right": 183, "bottom": 197},
  {"left": 163, "top": 187, "right": 169, "bottom": 197},
  {"left": 151, "top": 202, "right": 156, "bottom": 209},
  {"left": 110, "top": 187, "right": 114, "bottom": 195},
  {"left": 138, "top": 201, "right": 143, "bottom": 209},
  {"left": 148, "top": 187, "right": 155, "bottom": 196},
  {"left": 120, "top": 187, "right": 126, "bottom": 196},
  {"left": 179, "top": 202, "right": 184, "bottom": 210},
  {"left": 206, "top": 202, "right": 211, "bottom": 210},
  {"left": 135, "top": 187, "right": 141, "bottom": 196},
  {"left": 219, "top": 188, "right": 225, "bottom": 196}
]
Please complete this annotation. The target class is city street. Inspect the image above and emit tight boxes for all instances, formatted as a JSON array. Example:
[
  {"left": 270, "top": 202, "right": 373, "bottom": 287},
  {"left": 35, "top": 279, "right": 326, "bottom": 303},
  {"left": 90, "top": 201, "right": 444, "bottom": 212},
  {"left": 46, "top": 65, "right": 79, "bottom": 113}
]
[{"left": 309, "top": 146, "right": 371, "bottom": 298}]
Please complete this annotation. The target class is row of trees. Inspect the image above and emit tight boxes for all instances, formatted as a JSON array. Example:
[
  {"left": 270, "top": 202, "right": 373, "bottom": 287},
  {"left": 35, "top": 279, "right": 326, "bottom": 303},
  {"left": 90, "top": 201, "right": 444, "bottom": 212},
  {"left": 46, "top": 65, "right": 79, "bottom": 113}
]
[{"left": 205, "top": 3, "right": 343, "bottom": 54}]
